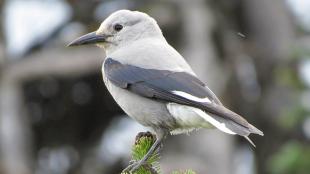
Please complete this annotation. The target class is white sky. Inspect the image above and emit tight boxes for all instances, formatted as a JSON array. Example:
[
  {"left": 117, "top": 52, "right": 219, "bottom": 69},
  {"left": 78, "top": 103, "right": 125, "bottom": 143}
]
[
  {"left": 4, "top": 0, "right": 71, "bottom": 58},
  {"left": 287, "top": 0, "right": 310, "bottom": 30}
]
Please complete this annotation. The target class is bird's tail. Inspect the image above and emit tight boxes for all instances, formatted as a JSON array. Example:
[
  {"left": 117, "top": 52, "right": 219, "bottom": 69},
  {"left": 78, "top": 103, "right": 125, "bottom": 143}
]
[
  {"left": 192, "top": 107, "right": 263, "bottom": 147},
  {"left": 243, "top": 123, "right": 264, "bottom": 147},
  {"left": 247, "top": 123, "right": 264, "bottom": 136},
  {"left": 243, "top": 136, "right": 256, "bottom": 147}
]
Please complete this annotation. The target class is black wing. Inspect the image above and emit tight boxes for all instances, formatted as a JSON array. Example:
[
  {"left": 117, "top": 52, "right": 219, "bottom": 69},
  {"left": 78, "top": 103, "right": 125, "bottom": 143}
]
[{"left": 104, "top": 58, "right": 262, "bottom": 135}]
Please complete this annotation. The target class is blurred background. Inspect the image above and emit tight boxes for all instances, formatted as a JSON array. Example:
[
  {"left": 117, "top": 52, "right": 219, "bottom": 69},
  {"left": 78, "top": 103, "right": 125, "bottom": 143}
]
[{"left": 0, "top": 0, "right": 310, "bottom": 174}]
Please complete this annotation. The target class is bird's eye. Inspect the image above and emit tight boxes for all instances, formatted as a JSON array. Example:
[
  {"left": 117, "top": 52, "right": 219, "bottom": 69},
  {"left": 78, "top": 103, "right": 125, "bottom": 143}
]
[{"left": 114, "top": 24, "right": 123, "bottom": 31}]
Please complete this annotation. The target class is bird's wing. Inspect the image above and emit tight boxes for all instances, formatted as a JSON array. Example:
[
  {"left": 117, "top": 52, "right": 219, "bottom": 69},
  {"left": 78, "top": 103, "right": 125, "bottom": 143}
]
[{"left": 104, "top": 58, "right": 263, "bottom": 136}]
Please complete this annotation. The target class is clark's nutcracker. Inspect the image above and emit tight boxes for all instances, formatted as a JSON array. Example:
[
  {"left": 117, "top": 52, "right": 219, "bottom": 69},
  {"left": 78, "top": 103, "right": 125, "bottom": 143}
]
[{"left": 68, "top": 10, "right": 263, "bottom": 172}]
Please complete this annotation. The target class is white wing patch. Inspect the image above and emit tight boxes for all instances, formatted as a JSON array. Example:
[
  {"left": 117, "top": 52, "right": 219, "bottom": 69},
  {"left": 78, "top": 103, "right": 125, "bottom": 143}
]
[
  {"left": 172, "top": 91, "right": 211, "bottom": 103},
  {"left": 167, "top": 103, "right": 236, "bottom": 135},
  {"left": 167, "top": 103, "right": 213, "bottom": 134},
  {"left": 192, "top": 107, "right": 237, "bottom": 135}
]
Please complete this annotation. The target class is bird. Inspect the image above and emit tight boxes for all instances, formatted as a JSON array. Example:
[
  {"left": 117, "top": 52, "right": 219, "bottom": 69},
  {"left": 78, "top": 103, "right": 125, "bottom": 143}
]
[{"left": 68, "top": 9, "right": 263, "bottom": 173}]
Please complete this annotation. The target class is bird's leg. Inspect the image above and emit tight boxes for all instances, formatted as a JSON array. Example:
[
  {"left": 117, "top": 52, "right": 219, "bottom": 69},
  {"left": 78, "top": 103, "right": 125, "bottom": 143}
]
[{"left": 122, "top": 130, "right": 166, "bottom": 173}]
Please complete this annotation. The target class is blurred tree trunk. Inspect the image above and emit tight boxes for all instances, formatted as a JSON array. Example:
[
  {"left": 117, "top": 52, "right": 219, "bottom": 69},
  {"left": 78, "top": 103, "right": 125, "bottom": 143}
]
[
  {"left": 243, "top": 1, "right": 294, "bottom": 174},
  {"left": 222, "top": 0, "right": 295, "bottom": 174},
  {"left": 0, "top": 0, "right": 3, "bottom": 39},
  {"left": 0, "top": 0, "right": 4, "bottom": 65},
  {"left": 243, "top": 0, "right": 294, "bottom": 81},
  {"left": 162, "top": 1, "right": 234, "bottom": 174},
  {"left": 0, "top": 81, "right": 33, "bottom": 174},
  {"left": 0, "top": 2, "right": 33, "bottom": 174}
]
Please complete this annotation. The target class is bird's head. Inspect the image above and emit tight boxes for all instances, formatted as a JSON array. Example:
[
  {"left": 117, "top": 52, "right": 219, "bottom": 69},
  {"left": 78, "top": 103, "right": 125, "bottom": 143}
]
[{"left": 68, "top": 10, "right": 164, "bottom": 52}]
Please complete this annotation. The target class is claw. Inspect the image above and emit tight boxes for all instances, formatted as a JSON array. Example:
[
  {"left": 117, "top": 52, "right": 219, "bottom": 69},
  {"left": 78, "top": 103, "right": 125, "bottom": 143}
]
[
  {"left": 129, "top": 160, "right": 136, "bottom": 165},
  {"left": 121, "top": 160, "right": 146, "bottom": 174},
  {"left": 130, "top": 160, "right": 145, "bottom": 172},
  {"left": 122, "top": 161, "right": 159, "bottom": 174}
]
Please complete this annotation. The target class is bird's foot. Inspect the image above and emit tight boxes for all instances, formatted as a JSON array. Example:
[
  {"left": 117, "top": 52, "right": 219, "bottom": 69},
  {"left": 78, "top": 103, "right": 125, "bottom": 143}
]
[
  {"left": 121, "top": 160, "right": 145, "bottom": 174},
  {"left": 122, "top": 160, "right": 158, "bottom": 174}
]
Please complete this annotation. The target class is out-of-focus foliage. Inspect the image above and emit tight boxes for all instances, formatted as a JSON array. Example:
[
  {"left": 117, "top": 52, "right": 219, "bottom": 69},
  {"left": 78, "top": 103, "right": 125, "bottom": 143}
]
[
  {"left": 269, "top": 141, "right": 310, "bottom": 174},
  {"left": 278, "top": 105, "right": 308, "bottom": 130}
]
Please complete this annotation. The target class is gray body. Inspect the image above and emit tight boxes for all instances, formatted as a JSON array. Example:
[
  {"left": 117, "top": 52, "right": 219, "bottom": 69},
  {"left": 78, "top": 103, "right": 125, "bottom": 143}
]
[
  {"left": 104, "top": 77, "right": 175, "bottom": 129},
  {"left": 102, "top": 38, "right": 200, "bottom": 132},
  {"left": 102, "top": 35, "right": 238, "bottom": 136}
]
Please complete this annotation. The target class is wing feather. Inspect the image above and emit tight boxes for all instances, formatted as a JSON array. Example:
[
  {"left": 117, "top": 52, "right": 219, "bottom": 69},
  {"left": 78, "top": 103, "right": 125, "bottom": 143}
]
[{"left": 104, "top": 58, "right": 263, "bottom": 136}]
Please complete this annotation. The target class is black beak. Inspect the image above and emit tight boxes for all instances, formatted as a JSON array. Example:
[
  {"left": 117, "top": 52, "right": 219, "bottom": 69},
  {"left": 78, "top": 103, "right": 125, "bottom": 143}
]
[{"left": 67, "top": 32, "right": 108, "bottom": 47}]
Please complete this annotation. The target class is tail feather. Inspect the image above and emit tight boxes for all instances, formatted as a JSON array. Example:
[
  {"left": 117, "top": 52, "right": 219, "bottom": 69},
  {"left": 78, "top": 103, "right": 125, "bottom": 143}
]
[
  {"left": 248, "top": 124, "right": 264, "bottom": 136},
  {"left": 167, "top": 103, "right": 264, "bottom": 147},
  {"left": 192, "top": 107, "right": 263, "bottom": 147},
  {"left": 244, "top": 136, "right": 256, "bottom": 147}
]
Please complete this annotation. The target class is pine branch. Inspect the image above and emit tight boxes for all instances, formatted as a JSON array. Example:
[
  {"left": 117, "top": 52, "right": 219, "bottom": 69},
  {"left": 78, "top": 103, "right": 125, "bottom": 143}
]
[
  {"left": 122, "top": 132, "right": 197, "bottom": 174},
  {"left": 131, "top": 132, "right": 160, "bottom": 174}
]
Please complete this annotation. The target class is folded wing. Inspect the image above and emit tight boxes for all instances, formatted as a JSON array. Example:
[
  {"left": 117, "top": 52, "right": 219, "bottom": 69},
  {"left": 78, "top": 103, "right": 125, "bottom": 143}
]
[{"left": 104, "top": 58, "right": 263, "bottom": 138}]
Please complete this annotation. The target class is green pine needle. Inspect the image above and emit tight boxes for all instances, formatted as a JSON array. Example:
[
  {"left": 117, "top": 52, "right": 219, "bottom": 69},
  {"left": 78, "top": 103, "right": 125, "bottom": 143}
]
[
  {"left": 130, "top": 133, "right": 161, "bottom": 174},
  {"left": 122, "top": 132, "right": 197, "bottom": 174}
]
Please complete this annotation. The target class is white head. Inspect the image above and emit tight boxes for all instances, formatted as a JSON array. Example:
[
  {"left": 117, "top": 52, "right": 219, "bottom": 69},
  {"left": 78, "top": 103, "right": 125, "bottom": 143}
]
[{"left": 68, "top": 10, "right": 165, "bottom": 52}]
